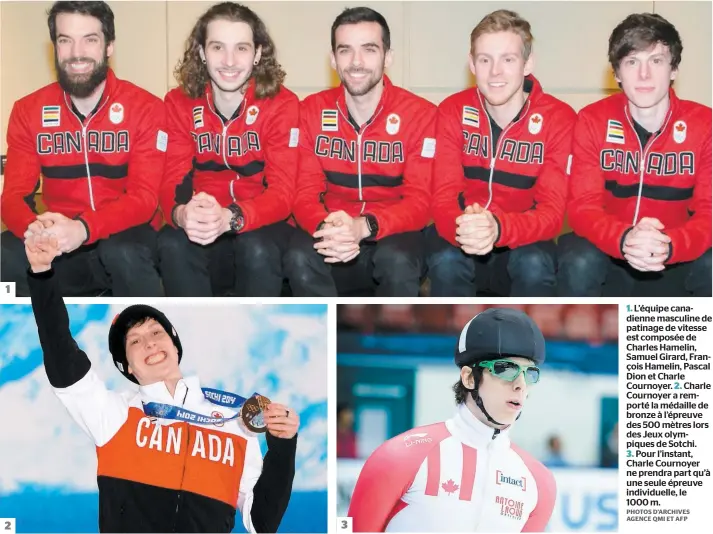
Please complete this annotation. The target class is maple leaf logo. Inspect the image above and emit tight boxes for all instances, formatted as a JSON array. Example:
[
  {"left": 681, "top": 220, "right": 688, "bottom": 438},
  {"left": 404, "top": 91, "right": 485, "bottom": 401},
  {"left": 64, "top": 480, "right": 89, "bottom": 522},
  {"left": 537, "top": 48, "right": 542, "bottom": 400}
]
[
  {"left": 249, "top": 108, "right": 258, "bottom": 116},
  {"left": 442, "top": 479, "right": 460, "bottom": 495},
  {"left": 531, "top": 115, "right": 541, "bottom": 124},
  {"left": 111, "top": 104, "right": 121, "bottom": 113},
  {"left": 389, "top": 116, "right": 399, "bottom": 124},
  {"left": 676, "top": 123, "right": 685, "bottom": 132}
]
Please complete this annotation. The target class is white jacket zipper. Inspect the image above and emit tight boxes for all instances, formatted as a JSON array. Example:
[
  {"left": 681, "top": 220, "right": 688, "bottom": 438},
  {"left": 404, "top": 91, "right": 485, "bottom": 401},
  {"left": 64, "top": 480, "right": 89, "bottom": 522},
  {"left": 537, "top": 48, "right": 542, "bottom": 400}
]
[
  {"left": 337, "top": 103, "right": 383, "bottom": 213},
  {"left": 208, "top": 95, "right": 247, "bottom": 203},
  {"left": 67, "top": 94, "right": 108, "bottom": 211},
  {"left": 477, "top": 90, "right": 530, "bottom": 210},
  {"left": 473, "top": 437, "right": 498, "bottom": 530},
  {"left": 624, "top": 107, "right": 672, "bottom": 225}
]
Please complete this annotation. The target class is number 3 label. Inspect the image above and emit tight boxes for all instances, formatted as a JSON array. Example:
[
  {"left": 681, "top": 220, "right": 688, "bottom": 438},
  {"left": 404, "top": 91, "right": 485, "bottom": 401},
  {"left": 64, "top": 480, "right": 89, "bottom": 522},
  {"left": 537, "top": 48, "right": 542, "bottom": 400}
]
[{"left": 337, "top": 517, "right": 352, "bottom": 532}]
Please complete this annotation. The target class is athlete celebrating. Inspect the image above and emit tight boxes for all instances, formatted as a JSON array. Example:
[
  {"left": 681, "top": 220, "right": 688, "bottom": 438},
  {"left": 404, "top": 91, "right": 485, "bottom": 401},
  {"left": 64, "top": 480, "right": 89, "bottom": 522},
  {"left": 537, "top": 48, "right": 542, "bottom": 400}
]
[
  {"left": 158, "top": 2, "right": 299, "bottom": 296},
  {"left": 558, "top": 13, "right": 711, "bottom": 296},
  {"left": 427, "top": 10, "right": 576, "bottom": 297},
  {"left": 348, "top": 308, "right": 556, "bottom": 532},
  {"left": 285, "top": 7, "right": 436, "bottom": 297},
  {"left": 1, "top": 1, "right": 166, "bottom": 297},
  {"left": 25, "top": 234, "right": 299, "bottom": 533}
]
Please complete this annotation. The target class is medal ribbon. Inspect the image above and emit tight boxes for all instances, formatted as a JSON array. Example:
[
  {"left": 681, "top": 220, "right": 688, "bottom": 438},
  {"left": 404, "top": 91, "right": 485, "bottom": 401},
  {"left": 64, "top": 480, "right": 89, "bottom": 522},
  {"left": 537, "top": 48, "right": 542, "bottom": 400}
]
[{"left": 142, "top": 387, "right": 261, "bottom": 425}]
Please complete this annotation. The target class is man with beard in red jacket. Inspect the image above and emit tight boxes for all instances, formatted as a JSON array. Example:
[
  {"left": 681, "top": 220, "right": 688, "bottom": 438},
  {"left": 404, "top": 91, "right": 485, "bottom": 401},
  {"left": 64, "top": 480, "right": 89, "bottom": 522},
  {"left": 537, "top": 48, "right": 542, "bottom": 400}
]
[
  {"left": 427, "top": 10, "right": 576, "bottom": 297},
  {"left": 558, "top": 13, "right": 711, "bottom": 297},
  {"left": 285, "top": 7, "right": 436, "bottom": 297},
  {"left": 1, "top": 1, "right": 165, "bottom": 297},
  {"left": 158, "top": 2, "right": 299, "bottom": 296}
]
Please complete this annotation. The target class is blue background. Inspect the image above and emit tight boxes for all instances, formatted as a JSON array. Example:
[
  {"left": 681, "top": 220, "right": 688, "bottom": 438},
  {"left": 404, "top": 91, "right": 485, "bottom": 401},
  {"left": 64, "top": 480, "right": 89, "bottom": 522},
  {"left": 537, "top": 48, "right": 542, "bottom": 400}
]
[{"left": 0, "top": 302, "right": 328, "bottom": 533}]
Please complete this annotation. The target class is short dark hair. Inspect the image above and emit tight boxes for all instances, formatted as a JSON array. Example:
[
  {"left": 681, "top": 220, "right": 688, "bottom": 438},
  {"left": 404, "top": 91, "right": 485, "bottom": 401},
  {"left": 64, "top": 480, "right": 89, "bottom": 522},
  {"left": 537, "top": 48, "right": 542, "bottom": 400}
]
[
  {"left": 124, "top": 316, "right": 165, "bottom": 346},
  {"left": 48, "top": 1, "right": 116, "bottom": 44},
  {"left": 608, "top": 13, "right": 682, "bottom": 72},
  {"left": 125, "top": 316, "right": 158, "bottom": 332},
  {"left": 331, "top": 7, "right": 391, "bottom": 52},
  {"left": 453, "top": 365, "right": 484, "bottom": 404}
]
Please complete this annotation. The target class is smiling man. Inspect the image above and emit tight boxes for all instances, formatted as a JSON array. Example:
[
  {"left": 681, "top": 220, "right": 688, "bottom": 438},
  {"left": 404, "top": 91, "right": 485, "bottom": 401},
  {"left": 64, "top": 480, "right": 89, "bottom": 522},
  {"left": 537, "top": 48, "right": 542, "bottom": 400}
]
[
  {"left": 427, "top": 10, "right": 576, "bottom": 297},
  {"left": 285, "top": 7, "right": 436, "bottom": 297},
  {"left": 558, "top": 13, "right": 712, "bottom": 297},
  {"left": 348, "top": 308, "right": 556, "bottom": 532},
  {"left": 1, "top": 1, "right": 166, "bottom": 297},
  {"left": 25, "top": 233, "right": 300, "bottom": 533},
  {"left": 158, "top": 2, "right": 299, "bottom": 296}
]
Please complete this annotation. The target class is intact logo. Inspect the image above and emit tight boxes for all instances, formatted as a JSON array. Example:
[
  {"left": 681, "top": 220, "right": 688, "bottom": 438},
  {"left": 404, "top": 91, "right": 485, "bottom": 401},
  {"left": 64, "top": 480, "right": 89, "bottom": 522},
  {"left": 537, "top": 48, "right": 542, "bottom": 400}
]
[
  {"left": 403, "top": 432, "right": 432, "bottom": 447},
  {"left": 442, "top": 479, "right": 459, "bottom": 495},
  {"left": 495, "top": 470, "right": 527, "bottom": 491},
  {"left": 495, "top": 495, "right": 524, "bottom": 520}
]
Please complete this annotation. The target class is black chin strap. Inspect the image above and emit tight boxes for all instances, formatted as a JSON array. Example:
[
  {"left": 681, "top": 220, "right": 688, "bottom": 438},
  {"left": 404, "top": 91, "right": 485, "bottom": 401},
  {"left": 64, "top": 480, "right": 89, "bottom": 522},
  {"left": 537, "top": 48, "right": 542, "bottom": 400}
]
[
  {"left": 470, "top": 388, "right": 522, "bottom": 428},
  {"left": 471, "top": 388, "right": 506, "bottom": 427}
]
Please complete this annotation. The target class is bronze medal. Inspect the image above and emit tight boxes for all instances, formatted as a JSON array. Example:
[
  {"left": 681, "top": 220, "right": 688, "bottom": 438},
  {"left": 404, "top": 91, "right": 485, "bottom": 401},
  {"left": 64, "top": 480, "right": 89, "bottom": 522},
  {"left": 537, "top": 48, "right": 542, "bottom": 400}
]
[{"left": 240, "top": 394, "right": 271, "bottom": 433}]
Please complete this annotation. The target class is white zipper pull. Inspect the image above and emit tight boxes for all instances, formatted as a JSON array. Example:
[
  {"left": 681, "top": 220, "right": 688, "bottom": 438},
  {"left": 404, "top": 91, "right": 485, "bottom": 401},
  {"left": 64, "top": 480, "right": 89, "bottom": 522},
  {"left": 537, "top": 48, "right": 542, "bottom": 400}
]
[{"left": 357, "top": 131, "right": 363, "bottom": 202}]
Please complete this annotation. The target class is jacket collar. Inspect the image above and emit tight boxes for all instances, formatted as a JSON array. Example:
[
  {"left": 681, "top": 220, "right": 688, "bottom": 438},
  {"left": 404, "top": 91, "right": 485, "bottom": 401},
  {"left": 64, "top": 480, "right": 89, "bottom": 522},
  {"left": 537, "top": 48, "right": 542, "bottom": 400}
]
[
  {"left": 139, "top": 375, "right": 203, "bottom": 406},
  {"left": 335, "top": 74, "right": 393, "bottom": 121},
  {"left": 62, "top": 67, "right": 118, "bottom": 113},
  {"left": 619, "top": 86, "right": 679, "bottom": 128},
  {"left": 205, "top": 79, "right": 253, "bottom": 121},
  {"left": 449, "top": 402, "right": 512, "bottom": 449}
]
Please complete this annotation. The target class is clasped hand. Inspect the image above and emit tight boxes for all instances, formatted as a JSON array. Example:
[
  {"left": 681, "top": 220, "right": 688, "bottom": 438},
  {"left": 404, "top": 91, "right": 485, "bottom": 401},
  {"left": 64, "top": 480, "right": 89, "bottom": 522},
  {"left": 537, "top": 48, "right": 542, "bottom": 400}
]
[
  {"left": 455, "top": 203, "right": 498, "bottom": 255},
  {"left": 312, "top": 211, "right": 367, "bottom": 263},
  {"left": 622, "top": 217, "right": 670, "bottom": 272}
]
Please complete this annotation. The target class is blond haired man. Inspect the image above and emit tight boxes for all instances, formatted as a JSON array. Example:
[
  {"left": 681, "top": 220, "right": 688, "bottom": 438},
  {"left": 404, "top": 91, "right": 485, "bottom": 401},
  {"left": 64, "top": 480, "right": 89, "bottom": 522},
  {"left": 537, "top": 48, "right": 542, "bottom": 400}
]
[{"left": 427, "top": 10, "right": 576, "bottom": 297}]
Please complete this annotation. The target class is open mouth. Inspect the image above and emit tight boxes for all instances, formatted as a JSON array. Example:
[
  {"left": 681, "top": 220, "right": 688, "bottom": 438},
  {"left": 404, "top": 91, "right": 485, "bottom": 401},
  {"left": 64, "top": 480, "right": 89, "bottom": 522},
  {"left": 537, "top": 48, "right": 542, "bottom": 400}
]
[
  {"left": 507, "top": 400, "right": 522, "bottom": 409},
  {"left": 347, "top": 71, "right": 369, "bottom": 80},
  {"left": 219, "top": 70, "right": 241, "bottom": 81},
  {"left": 145, "top": 351, "right": 167, "bottom": 366},
  {"left": 66, "top": 61, "right": 93, "bottom": 74}
]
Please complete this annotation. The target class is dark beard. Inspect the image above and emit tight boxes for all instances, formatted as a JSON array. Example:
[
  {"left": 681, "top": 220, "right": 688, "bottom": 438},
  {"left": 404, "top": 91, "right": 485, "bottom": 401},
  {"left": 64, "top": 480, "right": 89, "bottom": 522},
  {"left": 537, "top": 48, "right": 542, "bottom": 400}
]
[
  {"left": 341, "top": 69, "right": 383, "bottom": 97},
  {"left": 55, "top": 53, "right": 109, "bottom": 98}
]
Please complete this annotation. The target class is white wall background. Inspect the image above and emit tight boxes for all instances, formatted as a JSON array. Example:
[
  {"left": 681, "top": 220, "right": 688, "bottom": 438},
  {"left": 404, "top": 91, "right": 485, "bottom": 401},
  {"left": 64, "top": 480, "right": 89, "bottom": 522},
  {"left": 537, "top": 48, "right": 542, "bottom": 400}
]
[{"left": 2, "top": 0, "right": 711, "bottom": 153}]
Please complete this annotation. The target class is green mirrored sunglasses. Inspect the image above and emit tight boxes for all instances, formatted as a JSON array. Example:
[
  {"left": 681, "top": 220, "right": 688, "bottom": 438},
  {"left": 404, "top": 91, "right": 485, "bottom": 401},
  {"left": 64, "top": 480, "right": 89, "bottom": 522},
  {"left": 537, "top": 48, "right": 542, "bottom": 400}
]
[{"left": 478, "top": 359, "right": 541, "bottom": 384}]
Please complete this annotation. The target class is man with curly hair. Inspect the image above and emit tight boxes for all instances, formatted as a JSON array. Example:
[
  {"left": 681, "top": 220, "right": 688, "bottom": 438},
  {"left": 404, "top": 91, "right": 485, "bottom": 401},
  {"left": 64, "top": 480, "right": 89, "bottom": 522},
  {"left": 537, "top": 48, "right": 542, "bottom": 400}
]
[{"left": 158, "top": 2, "right": 299, "bottom": 296}]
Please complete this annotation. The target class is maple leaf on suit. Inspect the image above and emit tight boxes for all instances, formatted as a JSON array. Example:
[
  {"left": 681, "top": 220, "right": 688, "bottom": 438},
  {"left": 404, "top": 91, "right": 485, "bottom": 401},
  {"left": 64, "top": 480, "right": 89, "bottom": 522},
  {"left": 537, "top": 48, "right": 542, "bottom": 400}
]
[{"left": 442, "top": 479, "right": 460, "bottom": 495}]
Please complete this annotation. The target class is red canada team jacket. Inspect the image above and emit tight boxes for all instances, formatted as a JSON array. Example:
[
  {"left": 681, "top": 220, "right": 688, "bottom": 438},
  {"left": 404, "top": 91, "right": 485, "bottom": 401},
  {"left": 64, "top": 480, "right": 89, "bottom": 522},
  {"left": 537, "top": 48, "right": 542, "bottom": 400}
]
[
  {"left": 433, "top": 76, "right": 576, "bottom": 249},
  {"left": 160, "top": 82, "right": 299, "bottom": 232},
  {"left": 568, "top": 89, "right": 712, "bottom": 264},
  {"left": 2, "top": 69, "right": 166, "bottom": 243},
  {"left": 293, "top": 76, "right": 436, "bottom": 239}
]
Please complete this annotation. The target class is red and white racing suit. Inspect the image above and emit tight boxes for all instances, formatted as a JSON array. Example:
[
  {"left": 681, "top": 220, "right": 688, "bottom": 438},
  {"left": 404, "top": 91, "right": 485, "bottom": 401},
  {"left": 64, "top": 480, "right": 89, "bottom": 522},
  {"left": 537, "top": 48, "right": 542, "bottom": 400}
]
[{"left": 348, "top": 404, "right": 556, "bottom": 532}]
